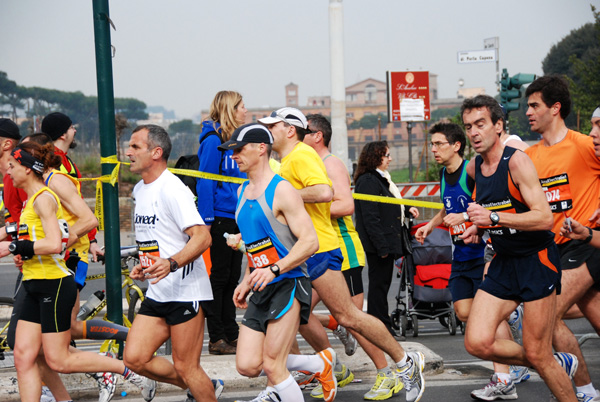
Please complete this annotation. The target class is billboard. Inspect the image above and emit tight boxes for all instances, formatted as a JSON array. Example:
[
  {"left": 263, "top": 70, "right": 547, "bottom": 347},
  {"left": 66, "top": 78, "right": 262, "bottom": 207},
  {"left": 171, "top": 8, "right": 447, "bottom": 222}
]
[{"left": 386, "top": 71, "right": 430, "bottom": 122}]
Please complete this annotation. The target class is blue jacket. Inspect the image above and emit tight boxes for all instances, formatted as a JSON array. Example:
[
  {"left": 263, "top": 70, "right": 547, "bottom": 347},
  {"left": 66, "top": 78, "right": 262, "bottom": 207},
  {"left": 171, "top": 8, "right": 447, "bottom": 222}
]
[{"left": 196, "top": 121, "right": 246, "bottom": 223}]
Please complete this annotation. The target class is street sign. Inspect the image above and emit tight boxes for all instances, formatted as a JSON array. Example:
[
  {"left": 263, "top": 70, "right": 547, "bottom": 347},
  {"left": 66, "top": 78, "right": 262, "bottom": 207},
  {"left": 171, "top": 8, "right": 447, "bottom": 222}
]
[
  {"left": 400, "top": 99, "right": 425, "bottom": 122},
  {"left": 457, "top": 49, "right": 496, "bottom": 64},
  {"left": 484, "top": 37, "right": 499, "bottom": 49},
  {"left": 386, "top": 71, "right": 430, "bottom": 122}
]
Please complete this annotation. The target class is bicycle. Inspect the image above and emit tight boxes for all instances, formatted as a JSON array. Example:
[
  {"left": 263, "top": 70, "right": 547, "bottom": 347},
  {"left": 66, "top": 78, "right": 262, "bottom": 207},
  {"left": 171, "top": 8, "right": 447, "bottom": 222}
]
[
  {"left": 84, "top": 245, "right": 147, "bottom": 326},
  {"left": 0, "top": 296, "right": 14, "bottom": 369}
]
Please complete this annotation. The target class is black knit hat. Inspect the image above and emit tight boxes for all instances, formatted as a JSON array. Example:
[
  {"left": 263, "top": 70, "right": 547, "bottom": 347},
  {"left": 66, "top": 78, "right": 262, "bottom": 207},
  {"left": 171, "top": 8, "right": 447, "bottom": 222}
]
[
  {"left": 0, "top": 118, "right": 22, "bottom": 140},
  {"left": 42, "top": 112, "right": 72, "bottom": 141}
]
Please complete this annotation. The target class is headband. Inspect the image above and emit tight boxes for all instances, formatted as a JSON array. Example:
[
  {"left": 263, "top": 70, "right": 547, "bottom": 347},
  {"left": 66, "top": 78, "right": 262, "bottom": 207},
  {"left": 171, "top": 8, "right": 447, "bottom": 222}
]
[{"left": 11, "top": 147, "right": 45, "bottom": 174}]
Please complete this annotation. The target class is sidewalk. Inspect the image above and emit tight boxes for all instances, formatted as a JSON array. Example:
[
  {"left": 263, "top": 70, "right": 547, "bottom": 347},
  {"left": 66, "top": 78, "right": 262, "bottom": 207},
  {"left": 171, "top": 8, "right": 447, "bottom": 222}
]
[{"left": 0, "top": 343, "right": 443, "bottom": 401}]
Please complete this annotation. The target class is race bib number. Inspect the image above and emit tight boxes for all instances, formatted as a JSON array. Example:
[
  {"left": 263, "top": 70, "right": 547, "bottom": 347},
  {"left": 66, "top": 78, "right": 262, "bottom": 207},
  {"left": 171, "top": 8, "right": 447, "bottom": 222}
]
[
  {"left": 449, "top": 221, "right": 473, "bottom": 244},
  {"left": 58, "top": 218, "right": 69, "bottom": 255},
  {"left": 137, "top": 240, "right": 160, "bottom": 269},
  {"left": 540, "top": 174, "right": 573, "bottom": 213},
  {"left": 246, "top": 237, "right": 280, "bottom": 269}
]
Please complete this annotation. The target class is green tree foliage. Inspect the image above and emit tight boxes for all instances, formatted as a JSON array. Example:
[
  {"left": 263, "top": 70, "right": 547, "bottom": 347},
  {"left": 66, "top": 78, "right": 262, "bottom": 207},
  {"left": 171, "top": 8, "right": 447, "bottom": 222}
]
[
  {"left": 169, "top": 119, "right": 199, "bottom": 135},
  {"left": 0, "top": 71, "right": 148, "bottom": 145},
  {"left": 348, "top": 113, "right": 388, "bottom": 129},
  {"left": 542, "top": 5, "right": 600, "bottom": 132}
]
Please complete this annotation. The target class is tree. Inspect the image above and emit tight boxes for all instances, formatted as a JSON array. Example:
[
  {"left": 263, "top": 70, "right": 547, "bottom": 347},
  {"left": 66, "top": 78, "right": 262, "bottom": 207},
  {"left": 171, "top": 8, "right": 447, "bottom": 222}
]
[
  {"left": 567, "top": 5, "right": 600, "bottom": 133},
  {"left": 542, "top": 5, "right": 600, "bottom": 132},
  {"left": 0, "top": 72, "right": 25, "bottom": 120}
]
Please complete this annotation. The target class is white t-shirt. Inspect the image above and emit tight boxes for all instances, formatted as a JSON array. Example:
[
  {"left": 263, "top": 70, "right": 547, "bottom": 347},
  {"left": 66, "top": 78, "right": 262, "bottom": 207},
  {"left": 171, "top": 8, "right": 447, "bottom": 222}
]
[{"left": 133, "top": 169, "right": 213, "bottom": 302}]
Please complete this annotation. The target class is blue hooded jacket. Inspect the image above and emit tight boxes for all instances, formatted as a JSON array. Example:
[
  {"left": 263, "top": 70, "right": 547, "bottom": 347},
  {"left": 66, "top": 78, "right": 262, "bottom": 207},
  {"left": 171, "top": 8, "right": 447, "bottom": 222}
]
[{"left": 196, "top": 121, "right": 246, "bottom": 223}]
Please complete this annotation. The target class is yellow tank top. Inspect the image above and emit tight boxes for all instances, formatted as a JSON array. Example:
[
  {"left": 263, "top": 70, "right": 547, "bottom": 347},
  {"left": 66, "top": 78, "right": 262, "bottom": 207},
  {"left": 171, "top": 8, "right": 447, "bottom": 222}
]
[
  {"left": 45, "top": 170, "right": 90, "bottom": 264},
  {"left": 322, "top": 154, "right": 366, "bottom": 271},
  {"left": 280, "top": 143, "right": 340, "bottom": 253},
  {"left": 20, "top": 187, "right": 70, "bottom": 280}
]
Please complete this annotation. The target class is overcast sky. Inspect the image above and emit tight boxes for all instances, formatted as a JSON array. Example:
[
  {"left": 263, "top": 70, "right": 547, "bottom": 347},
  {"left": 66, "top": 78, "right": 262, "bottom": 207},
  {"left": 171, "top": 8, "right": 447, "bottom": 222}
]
[{"left": 1, "top": 0, "right": 598, "bottom": 120}]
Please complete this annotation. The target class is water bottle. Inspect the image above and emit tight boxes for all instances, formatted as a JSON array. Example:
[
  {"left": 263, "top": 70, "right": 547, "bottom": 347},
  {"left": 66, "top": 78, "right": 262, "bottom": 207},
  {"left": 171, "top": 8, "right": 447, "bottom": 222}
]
[
  {"left": 223, "top": 232, "right": 246, "bottom": 252},
  {"left": 77, "top": 290, "right": 105, "bottom": 320}
]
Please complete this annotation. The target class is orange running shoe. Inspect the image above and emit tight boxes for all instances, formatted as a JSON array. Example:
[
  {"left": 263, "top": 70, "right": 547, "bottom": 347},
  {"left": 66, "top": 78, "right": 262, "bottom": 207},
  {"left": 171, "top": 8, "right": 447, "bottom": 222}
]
[{"left": 315, "top": 347, "right": 338, "bottom": 402}]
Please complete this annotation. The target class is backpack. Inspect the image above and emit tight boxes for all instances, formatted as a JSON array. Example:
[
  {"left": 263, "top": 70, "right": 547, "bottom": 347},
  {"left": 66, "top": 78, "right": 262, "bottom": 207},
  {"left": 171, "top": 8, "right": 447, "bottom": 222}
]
[{"left": 174, "top": 131, "right": 224, "bottom": 197}]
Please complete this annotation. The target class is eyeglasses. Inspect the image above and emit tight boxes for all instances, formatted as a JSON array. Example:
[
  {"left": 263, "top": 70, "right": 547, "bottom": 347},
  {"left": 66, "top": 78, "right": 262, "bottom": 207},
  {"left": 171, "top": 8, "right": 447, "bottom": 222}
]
[
  {"left": 270, "top": 110, "right": 296, "bottom": 127},
  {"left": 305, "top": 128, "right": 320, "bottom": 135},
  {"left": 429, "top": 141, "right": 450, "bottom": 149}
]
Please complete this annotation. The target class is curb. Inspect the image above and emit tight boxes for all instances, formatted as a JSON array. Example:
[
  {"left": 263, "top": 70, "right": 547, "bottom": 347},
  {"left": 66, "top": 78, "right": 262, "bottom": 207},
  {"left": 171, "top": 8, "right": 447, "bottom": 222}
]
[{"left": 0, "top": 343, "right": 442, "bottom": 400}]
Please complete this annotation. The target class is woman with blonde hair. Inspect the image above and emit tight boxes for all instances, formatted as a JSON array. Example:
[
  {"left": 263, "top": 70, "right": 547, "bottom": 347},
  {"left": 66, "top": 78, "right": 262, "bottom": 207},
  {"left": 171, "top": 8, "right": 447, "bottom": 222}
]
[{"left": 196, "top": 90, "right": 247, "bottom": 355}]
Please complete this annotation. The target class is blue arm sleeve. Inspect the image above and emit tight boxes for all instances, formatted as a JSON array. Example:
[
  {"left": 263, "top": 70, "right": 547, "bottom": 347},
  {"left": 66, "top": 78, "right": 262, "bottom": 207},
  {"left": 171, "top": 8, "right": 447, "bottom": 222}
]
[{"left": 196, "top": 134, "right": 222, "bottom": 224}]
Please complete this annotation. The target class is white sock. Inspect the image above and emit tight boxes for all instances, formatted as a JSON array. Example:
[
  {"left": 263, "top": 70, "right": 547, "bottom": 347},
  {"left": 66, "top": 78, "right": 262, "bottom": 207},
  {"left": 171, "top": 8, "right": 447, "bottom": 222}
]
[
  {"left": 274, "top": 374, "right": 304, "bottom": 402},
  {"left": 286, "top": 354, "right": 324, "bottom": 373},
  {"left": 496, "top": 372, "right": 511, "bottom": 384},
  {"left": 576, "top": 384, "right": 598, "bottom": 396},
  {"left": 396, "top": 353, "right": 408, "bottom": 368}
]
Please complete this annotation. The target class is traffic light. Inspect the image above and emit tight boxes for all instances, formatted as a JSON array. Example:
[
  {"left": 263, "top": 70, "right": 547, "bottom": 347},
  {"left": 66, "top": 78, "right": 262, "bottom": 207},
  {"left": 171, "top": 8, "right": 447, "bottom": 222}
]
[{"left": 500, "top": 68, "right": 536, "bottom": 114}]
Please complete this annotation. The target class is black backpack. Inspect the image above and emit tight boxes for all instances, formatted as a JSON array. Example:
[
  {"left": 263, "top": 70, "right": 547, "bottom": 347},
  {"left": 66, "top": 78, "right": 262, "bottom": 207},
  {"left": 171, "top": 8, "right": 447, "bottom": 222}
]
[{"left": 174, "top": 131, "right": 223, "bottom": 197}]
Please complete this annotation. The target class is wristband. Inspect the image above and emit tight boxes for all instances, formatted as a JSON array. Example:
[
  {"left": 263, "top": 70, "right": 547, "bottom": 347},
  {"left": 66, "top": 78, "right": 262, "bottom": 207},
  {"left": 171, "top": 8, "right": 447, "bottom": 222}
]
[
  {"left": 89, "top": 239, "right": 98, "bottom": 244},
  {"left": 9, "top": 240, "right": 35, "bottom": 259},
  {"left": 582, "top": 227, "right": 593, "bottom": 244}
]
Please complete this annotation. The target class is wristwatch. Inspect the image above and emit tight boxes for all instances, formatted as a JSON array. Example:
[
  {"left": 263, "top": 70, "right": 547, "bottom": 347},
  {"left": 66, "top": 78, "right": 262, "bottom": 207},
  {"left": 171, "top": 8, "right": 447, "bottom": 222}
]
[
  {"left": 582, "top": 226, "right": 594, "bottom": 244},
  {"left": 463, "top": 212, "right": 470, "bottom": 222},
  {"left": 490, "top": 211, "right": 500, "bottom": 225},
  {"left": 168, "top": 257, "right": 179, "bottom": 272},
  {"left": 270, "top": 264, "right": 281, "bottom": 277}
]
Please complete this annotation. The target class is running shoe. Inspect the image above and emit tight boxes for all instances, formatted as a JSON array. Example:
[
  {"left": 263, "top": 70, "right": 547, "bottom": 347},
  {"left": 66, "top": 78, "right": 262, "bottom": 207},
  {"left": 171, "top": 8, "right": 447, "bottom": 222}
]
[
  {"left": 126, "top": 371, "right": 157, "bottom": 401},
  {"left": 88, "top": 371, "right": 117, "bottom": 402},
  {"left": 363, "top": 370, "right": 403, "bottom": 400},
  {"left": 333, "top": 325, "right": 358, "bottom": 356},
  {"left": 293, "top": 370, "right": 317, "bottom": 389},
  {"left": 509, "top": 365, "right": 530, "bottom": 384},
  {"left": 40, "top": 385, "right": 57, "bottom": 402},
  {"left": 310, "top": 363, "right": 354, "bottom": 398},
  {"left": 507, "top": 304, "right": 523, "bottom": 345},
  {"left": 314, "top": 347, "right": 338, "bottom": 402},
  {"left": 470, "top": 374, "right": 517, "bottom": 401},
  {"left": 554, "top": 352, "right": 579, "bottom": 379},
  {"left": 576, "top": 390, "right": 600, "bottom": 402},
  {"left": 235, "top": 390, "right": 282, "bottom": 402},
  {"left": 185, "top": 379, "right": 225, "bottom": 401},
  {"left": 396, "top": 351, "right": 425, "bottom": 402}
]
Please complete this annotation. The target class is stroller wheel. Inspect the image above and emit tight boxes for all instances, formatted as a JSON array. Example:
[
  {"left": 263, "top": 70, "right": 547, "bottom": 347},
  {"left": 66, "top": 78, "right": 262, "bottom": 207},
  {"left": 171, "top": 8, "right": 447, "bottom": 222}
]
[
  {"left": 438, "top": 315, "right": 449, "bottom": 328},
  {"left": 399, "top": 315, "right": 408, "bottom": 337},
  {"left": 390, "top": 309, "right": 401, "bottom": 331},
  {"left": 411, "top": 315, "right": 419, "bottom": 337},
  {"left": 448, "top": 313, "right": 457, "bottom": 336}
]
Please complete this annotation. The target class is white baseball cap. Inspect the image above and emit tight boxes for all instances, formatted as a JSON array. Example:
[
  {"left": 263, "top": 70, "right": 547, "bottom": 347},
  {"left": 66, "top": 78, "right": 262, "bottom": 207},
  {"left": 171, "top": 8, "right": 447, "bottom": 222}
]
[{"left": 258, "top": 107, "right": 308, "bottom": 129}]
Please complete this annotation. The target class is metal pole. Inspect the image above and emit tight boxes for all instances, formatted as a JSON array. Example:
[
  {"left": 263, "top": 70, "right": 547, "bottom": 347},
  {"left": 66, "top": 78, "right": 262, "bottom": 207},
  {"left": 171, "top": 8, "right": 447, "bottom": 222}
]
[
  {"left": 329, "top": 0, "right": 349, "bottom": 168},
  {"left": 407, "top": 122, "right": 413, "bottom": 182},
  {"left": 92, "top": 0, "right": 123, "bottom": 325}
]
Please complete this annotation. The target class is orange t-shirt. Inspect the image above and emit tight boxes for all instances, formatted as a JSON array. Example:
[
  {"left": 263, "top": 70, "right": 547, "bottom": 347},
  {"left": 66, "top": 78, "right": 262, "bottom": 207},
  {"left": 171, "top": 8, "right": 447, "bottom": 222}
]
[{"left": 525, "top": 130, "right": 600, "bottom": 244}]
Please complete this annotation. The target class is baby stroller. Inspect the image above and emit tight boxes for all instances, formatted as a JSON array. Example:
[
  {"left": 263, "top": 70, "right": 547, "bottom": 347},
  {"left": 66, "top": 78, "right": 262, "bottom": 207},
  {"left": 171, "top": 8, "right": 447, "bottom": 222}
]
[{"left": 390, "top": 222, "right": 462, "bottom": 337}]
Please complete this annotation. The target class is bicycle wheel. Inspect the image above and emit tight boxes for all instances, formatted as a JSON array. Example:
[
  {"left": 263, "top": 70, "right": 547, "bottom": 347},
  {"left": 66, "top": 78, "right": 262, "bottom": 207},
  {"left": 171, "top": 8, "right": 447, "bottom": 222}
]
[
  {"left": 127, "top": 287, "right": 145, "bottom": 325},
  {"left": 0, "top": 297, "right": 15, "bottom": 369}
]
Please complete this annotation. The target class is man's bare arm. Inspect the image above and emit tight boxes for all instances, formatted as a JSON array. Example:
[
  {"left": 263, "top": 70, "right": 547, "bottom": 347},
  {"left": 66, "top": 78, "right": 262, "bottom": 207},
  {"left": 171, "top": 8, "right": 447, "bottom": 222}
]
[
  {"left": 297, "top": 183, "right": 333, "bottom": 204},
  {"left": 323, "top": 156, "right": 354, "bottom": 218}
]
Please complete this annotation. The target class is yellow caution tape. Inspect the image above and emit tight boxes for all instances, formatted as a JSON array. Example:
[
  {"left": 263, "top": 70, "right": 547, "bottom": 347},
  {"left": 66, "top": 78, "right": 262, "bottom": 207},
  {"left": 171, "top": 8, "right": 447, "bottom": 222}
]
[
  {"left": 80, "top": 156, "right": 444, "bottom": 229},
  {"left": 353, "top": 193, "right": 443, "bottom": 209}
]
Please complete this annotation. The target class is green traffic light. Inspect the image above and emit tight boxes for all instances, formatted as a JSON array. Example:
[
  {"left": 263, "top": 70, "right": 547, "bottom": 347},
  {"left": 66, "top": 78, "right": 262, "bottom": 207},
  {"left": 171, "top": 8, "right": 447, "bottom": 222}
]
[{"left": 499, "top": 69, "right": 536, "bottom": 115}]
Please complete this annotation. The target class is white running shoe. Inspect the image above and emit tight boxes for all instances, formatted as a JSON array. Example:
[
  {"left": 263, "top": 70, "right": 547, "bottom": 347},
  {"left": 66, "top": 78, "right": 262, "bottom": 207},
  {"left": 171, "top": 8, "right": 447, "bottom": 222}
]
[
  {"left": 332, "top": 325, "right": 358, "bottom": 356},
  {"left": 471, "top": 374, "right": 518, "bottom": 401},
  {"left": 40, "top": 385, "right": 57, "bottom": 402},
  {"left": 396, "top": 351, "right": 425, "bottom": 402},
  {"left": 88, "top": 371, "right": 117, "bottom": 402},
  {"left": 126, "top": 371, "right": 157, "bottom": 401},
  {"left": 509, "top": 365, "right": 530, "bottom": 384}
]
